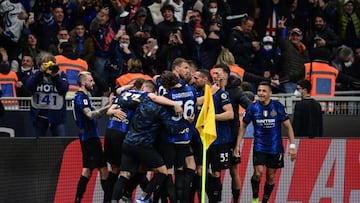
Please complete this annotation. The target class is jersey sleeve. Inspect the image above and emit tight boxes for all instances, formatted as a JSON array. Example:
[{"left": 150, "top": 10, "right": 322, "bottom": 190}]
[{"left": 243, "top": 103, "right": 254, "bottom": 124}]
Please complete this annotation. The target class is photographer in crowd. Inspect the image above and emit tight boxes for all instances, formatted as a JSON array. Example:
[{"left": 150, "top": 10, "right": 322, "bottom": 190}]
[{"left": 25, "top": 52, "right": 69, "bottom": 137}]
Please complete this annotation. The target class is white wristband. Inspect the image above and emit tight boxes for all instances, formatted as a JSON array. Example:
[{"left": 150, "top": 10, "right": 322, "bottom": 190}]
[{"left": 289, "top": 143, "right": 296, "bottom": 149}]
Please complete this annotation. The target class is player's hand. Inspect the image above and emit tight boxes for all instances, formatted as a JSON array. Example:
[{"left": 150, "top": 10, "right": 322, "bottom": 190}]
[
  {"left": 288, "top": 148, "right": 296, "bottom": 161},
  {"left": 113, "top": 108, "right": 127, "bottom": 120},
  {"left": 233, "top": 145, "right": 241, "bottom": 158},
  {"left": 174, "top": 104, "right": 183, "bottom": 116},
  {"left": 186, "top": 113, "right": 195, "bottom": 123}
]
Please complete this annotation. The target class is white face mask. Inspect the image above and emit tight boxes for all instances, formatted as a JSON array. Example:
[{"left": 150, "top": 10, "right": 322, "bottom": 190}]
[
  {"left": 344, "top": 61, "right": 352, "bottom": 67},
  {"left": 209, "top": 8, "right": 218, "bottom": 15},
  {"left": 263, "top": 45, "right": 273, "bottom": 51},
  {"left": 294, "top": 90, "right": 302, "bottom": 97},
  {"left": 120, "top": 43, "right": 129, "bottom": 48},
  {"left": 58, "top": 39, "right": 68, "bottom": 43},
  {"left": 195, "top": 37, "right": 203, "bottom": 44}
]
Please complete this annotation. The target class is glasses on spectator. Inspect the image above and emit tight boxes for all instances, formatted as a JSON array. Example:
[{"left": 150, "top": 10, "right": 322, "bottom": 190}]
[{"left": 296, "top": 87, "right": 304, "bottom": 91}]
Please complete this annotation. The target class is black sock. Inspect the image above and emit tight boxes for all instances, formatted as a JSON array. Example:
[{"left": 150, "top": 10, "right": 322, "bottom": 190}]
[
  {"left": 183, "top": 168, "right": 195, "bottom": 202},
  {"left": 143, "top": 173, "right": 167, "bottom": 199},
  {"left": 207, "top": 175, "right": 222, "bottom": 203},
  {"left": 164, "top": 174, "right": 176, "bottom": 202},
  {"left": 175, "top": 170, "right": 185, "bottom": 202},
  {"left": 251, "top": 177, "right": 260, "bottom": 199},
  {"left": 262, "top": 182, "right": 274, "bottom": 203},
  {"left": 106, "top": 172, "right": 118, "bottom": 202},
  {"left": 75, "top": 176, "right": 89, "bottom": 202},
  {"left": 111, "top": 176, "right": 128, "bottom": 201},
  {"left": 124, "top": 172, "right": 146, "bottom": 197},
  {"left": 232, "top": 188, "right": 240, "bottom": 203},
  {"left": 189, "top": 174, "right": 200, "bottom": 203},
  {"left": 101, "top": 178, "right": 110, "bottom": 203}
]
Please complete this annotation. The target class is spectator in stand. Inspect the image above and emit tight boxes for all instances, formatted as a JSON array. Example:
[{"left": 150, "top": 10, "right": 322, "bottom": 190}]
[
  {"left": 308, "top": 14, "right": 341, "bottom": 53},
  {"left": 124, "top": 0, "right": 142, "bottom": 25},
  {"left": 168, "top": 0, "right": 185, "bottom": 22},
  {"left": 77, "top": 0, "right": 100, "bottom": 29},
  {"left": 202, "top": 0, "right": 231, "bottom": 30},
  {"left": 152, "top": 4, "right": 183, "bottom": 59},
  {"left": 56, "top": 0, "right": 78, "bottom": 31},
  {"left": 25, "top": 52, "right": 69, "bottom": 137},
  {"left": 228, "top": 16, "right": 261, "bottom": 73},
  {"left": 16, "top": 55, "right": 37, "bottom": 97},
  {"left": 287, "top": 0, "right": 312, "bottom": 40},
  {"left": 255, "top": 0, "right": 293, "bottom": 38},
  {"left": 181, "top": 9, "right": 205, "bottom": 68},
  {"left": 331, "top": 45, "right": 360, "bottom": 90},
  {"left": 276, "top": 17, "right": 309, "bottom": 93},
  {"left": 108, "top": 30, "right": 137, "bottom": 87},
  {"left": 21, "top": 33, "right": 43, "bottom": 66},
  {"left": 223, "top": 0, "right": 256, "bottom": 35},
  {"left": 311, "top": 0, "right": 338, "bottom": 31},
  {"left": 35, "top": 4, "right": 65, "bottom": 51},
  {"left": 89, "top": 6, "right": 120, "bottom": 86},
  {"left": 140, "top": 37, "right": 160, "bottom": 75},
  {"left": 70, "top": 21, "right": 95, "bottom": 70},
  {"left": 293, "top": 79, "right": 323, "bottom": 138},
  {"left": 115, "top": 58, "right": 152, "bottom": 87},
  {"left": 338, "top": 0, "right": 360, "bottom": 50},
  {"left": 126, "top": 7, "right": 152, "bottom": 58},
  {"left": 147, "top": 0, "right": 165, "bottom": 26},
  {"left": 157, "top": 26, "right": 188, "bottom": 71},
  {"left": 55, "top": 42, "right": 88, "bottom": 97},
  {"left": 0, "top": 0, "right": 28, "bottom": 64},
  {"left": 258, "top": 36, "right": 280, "bottom": 81},
  {"left": 0, "top": 47, "right": 18, "bottom": 98},
  {"left": 48, "top": 27, "right": 71, "bottom": 55}
]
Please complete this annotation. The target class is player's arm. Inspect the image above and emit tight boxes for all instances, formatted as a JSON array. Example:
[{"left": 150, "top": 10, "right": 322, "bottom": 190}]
[
  {"left": 106, "top": 103, "right": 127, "bottom": 120},
  {"left": 82, "top": 105, "right": 108, "bottom": 119},
  {"left": 215, "top": 103, "right": 234, "bottom": 121},
  {"left": 283, "top": 119, "right": 296, "bottom": 161},
  {"left": 147, "top": 93, "right": 183, "bottom": 116},
  {"left": 115, "top": 84, "right": 132, "bottom": 95},
  {"left": 234, "top": 121, "right": 248, "bottom": 157}
]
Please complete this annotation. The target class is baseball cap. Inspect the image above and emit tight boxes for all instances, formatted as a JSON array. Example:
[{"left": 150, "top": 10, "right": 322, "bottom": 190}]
[
  {"left": 289, "top": 28, "right": 302, "bottom": 36},
  {"left": 343, "top": 0, "right": 354, "bottom": 5},
  {"left": 263, "top": 36, "right": 273, "bottom": 43}
]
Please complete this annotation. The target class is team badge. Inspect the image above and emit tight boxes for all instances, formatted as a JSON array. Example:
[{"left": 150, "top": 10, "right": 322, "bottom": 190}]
[
  {"left": 263, "top": 110, "right": 268, "bottom": 117},
  {"left": 83, "top": 99, "right": 88, "bottom": 105},
  {"left": 221, "top": 93, "right": 227, "bottom": 100},
  {"left": 270, "top": 110, "right": 277, "bottom": 117}
]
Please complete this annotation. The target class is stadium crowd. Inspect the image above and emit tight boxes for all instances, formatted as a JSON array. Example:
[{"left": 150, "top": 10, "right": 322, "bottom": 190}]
[{"left": 1, "top": 0, "right": 360, "bottom": 98}]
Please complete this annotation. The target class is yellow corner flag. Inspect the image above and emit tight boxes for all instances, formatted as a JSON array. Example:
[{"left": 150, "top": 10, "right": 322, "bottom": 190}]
[
  {"left": 196, "top": 84, "right": 217, "bottom": 150},
  {"left": 195, "top": 84, "right": 217, "bottom": 203}
]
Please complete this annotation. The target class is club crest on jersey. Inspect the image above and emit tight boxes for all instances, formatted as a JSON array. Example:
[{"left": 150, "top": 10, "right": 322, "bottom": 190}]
[
  {"left": 221, "top": 93, "right": 227, "bottom": 100},
  {"left": 271, "top": 110, "right": 277, "bottom": 117},
  {"left": 263, "top": 110, "right": 268, "bottom": 117}
]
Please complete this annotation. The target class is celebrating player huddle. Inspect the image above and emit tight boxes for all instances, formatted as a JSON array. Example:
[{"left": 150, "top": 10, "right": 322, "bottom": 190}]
[{"left": 73, "top": 57, "right": 296, "bottom": 203}]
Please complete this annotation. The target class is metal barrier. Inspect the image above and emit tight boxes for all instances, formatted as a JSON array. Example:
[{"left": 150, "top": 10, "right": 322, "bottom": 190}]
[{"left": 1, "top": 91, "right": 360, "bottom": 115}]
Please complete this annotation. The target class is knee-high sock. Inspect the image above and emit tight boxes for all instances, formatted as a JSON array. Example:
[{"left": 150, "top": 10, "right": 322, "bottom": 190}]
[
  {"left": 251, "top": 177, "right": 260, "bottom": 199},
  {"left": 262, "top": 182, "right": 274, "bottom": 203},
  {"left": 175, "top": 170, "right": 185, "bottom": 202},
  {"left": 207, "top": 175, "right": 222, "bottom": 203},
  {"left": 183, "top": 168, "right": 195, "bottom": 202},
  {"left": 111, "top": 176, "right": 128, "bottom": 201},
  {"left": 75, "top": 176, "right": 89, "bottom": 202},
  {"left": 124, "top": 172, "right": 146, "bottom": 197},
  {"left": 142, "top": 173, "right": 167, "bottom": 200}
]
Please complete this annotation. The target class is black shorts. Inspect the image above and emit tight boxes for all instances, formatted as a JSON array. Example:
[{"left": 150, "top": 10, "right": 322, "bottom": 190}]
[
  {"left": 80, "top": 137, "right": 107, "bottom": 170},
  {"left": 196, "top": 144, "right": 231, "bottom": 172},
  {"left": 104, "top": 128, "right": 126, "bottom": 166},
  {"left": 157, "top": 141, "right": 193, "bottom": 169},
  {"left": 120, "top": 143, "right": 165, "bottom": 174},
  {"left": 253, "top": 151, "right": 284, "bottom": 169}
]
